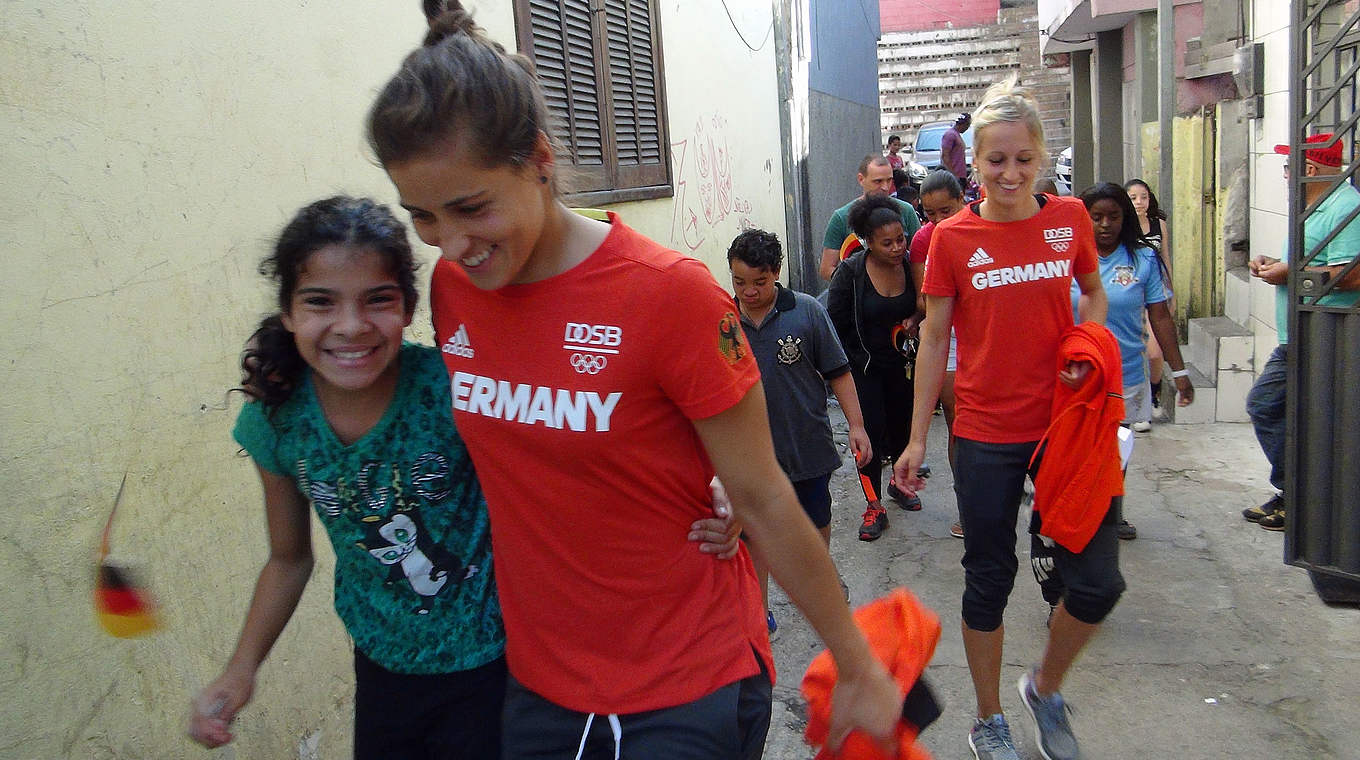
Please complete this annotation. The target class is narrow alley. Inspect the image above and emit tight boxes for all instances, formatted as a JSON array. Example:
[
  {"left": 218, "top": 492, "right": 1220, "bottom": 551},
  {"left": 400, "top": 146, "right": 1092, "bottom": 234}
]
[{"left": 761, "top": 410, "right": 1360, "bottom": 760}]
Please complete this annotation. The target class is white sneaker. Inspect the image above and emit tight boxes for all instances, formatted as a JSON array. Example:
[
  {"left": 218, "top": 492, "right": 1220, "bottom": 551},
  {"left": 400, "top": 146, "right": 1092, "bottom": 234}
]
[{"left": 1130, "top": 421, "right": 1152, "bottom": 433}]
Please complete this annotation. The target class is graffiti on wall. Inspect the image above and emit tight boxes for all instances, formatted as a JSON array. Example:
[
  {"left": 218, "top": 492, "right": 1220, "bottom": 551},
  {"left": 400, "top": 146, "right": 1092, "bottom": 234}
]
[{"left": 669, "top": 113, "right": 754, "bottom": 252}]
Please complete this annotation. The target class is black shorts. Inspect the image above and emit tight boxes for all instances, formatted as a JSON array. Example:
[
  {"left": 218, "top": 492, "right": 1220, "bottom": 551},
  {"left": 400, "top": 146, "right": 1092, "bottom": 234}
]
[
  {"left": 953, "top": 437, "right": 1125, "bottom": 631},
  {"left": 500, "top": 656, "right": 772, "bottom": 760},
  {"left": 353, "top": 649, "right": 506, "bottom": 760},
  {"left": 792, "top": 473, "right": 834, "bottom": 528}
]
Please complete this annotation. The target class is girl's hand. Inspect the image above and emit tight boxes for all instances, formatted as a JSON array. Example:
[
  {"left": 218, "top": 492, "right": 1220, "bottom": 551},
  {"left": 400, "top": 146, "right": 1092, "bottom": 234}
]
[
  {"left": 1058, "top": 359, "right": 1093, "bottom": 389},
  {"left": 1174, "top": 375, "right": 1195, "bottom": 406},
  {"left": 891, "top": 442, "right": 928, "bottom": 498},
  {"left": 188, "top": 666, "right": 255, "bottom": 748},
  {"left": 690, "top": 478, "right": 742, "bottom": 559}
]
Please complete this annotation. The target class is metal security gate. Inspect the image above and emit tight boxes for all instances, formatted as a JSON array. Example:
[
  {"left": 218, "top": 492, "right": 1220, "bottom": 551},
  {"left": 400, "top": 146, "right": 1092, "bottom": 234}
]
[{"left": 1286, "top": 0, "right": 1360, "bottom": 603}]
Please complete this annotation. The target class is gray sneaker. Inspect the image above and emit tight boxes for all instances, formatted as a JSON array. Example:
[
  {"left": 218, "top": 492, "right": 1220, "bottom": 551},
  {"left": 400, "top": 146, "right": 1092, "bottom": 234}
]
[
  {"left": 968, "top": 714, "right": 1019, "bottom": 760},
  {"left": 1018, "top": 668, "right": 1081, "bottom": 760}
]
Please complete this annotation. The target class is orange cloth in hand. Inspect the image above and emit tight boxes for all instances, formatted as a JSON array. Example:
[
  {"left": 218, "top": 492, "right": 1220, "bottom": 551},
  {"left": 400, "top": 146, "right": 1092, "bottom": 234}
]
[
  {"left": 1030, "top": 322, "right": 1125, "bottom": 553},
  {"left": 801, "top": 588, "right": 941, "bottom": 760}
]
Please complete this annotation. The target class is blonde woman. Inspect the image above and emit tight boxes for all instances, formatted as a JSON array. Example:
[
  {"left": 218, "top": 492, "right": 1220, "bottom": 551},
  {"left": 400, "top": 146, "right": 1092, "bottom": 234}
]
[{"left": 893, "top": 77, "right": 1122, "bottom": 760}]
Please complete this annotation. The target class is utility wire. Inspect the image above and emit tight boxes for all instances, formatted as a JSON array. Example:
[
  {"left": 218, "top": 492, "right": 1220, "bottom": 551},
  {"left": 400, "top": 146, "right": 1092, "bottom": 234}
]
[{"left": 720, "top": 0, "right": 773, "bottom": 52}]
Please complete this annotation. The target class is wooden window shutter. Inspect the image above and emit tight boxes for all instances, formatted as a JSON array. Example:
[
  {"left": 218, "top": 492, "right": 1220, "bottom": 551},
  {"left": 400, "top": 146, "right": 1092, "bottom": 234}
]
[
  {"left": 520, "top": 0, "right": 609, "bottom": 192},
  {"left": 516, "top": 0, "right": 671, "bottom": 200},
  {"left": 602, "top": 0, "right": 669, "bottom": 189}
]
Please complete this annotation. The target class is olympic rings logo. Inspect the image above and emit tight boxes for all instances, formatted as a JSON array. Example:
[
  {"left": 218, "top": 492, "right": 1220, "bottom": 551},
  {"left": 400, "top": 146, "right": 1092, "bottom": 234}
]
[
  {"left": 1050, "top": 241, "right": 1070, "bottom": 252},
  {"left": 570, "top": 353, "right": 608, "bottom": 374}
]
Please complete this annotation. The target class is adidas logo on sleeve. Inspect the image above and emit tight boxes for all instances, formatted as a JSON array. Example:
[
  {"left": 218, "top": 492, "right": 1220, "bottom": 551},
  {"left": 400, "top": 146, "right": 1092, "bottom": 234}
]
[
  {"left": 967, "top": 248, "right": 995, "bottom": 268},
  {"left": 442, "top": 324, "right": 475, "bottom": 358}
]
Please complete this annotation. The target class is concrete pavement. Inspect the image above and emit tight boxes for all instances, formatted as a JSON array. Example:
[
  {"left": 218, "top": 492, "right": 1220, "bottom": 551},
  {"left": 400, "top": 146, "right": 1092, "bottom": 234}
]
[{"left": 760, "top": 411, "right": 1360, "bottom": 759}]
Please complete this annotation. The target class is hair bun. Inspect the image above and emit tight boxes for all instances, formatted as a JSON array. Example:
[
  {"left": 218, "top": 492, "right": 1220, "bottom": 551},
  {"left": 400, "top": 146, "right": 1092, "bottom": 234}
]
[{"left": 423, "top": 1, "right": 479, "bottom": 47}]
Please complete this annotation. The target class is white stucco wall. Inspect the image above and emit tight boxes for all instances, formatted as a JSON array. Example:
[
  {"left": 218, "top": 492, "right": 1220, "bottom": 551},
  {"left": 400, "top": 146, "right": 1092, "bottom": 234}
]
[
  {"left": 1246, "top": 0, "right": 1291, "bottom": 358},
  {"left": 475, "top": 0, "right": 787, "bottom": 280},
  {"left": 0, "top": 1, "right": 785, "bottom": 757}
]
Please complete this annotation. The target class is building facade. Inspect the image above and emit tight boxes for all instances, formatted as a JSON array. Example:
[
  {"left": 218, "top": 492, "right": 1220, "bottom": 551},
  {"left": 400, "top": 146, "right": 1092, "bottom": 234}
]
[{"left": 879, "top": 0, "right": 1073, "bottom": 173}]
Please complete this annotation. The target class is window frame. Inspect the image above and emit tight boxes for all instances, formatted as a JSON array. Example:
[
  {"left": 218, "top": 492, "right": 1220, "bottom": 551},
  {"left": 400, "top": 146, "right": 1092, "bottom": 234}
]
[{"left": 514, "top": 0, "right": 674, "bottom": 206}]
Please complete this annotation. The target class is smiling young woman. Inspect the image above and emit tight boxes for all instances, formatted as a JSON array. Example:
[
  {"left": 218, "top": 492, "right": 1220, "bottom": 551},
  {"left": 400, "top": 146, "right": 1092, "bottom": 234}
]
[
  {"left": 891, "top": 75, "right": 1123, "bottom": 760},
  {"left": 364, "top": 3, "right": 904, "bottom": 757}
]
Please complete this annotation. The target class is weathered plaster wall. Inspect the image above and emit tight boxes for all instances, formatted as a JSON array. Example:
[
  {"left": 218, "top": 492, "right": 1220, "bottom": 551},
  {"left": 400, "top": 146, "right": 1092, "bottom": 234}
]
[
  {"left": 1169, "top": 113, "right": 1209, "bottom": 324},
  {"left": 1246, "top": 0, "right": 1291, "bottom": 353},
  {"left": 617, "top": 0, "right": 787, "bottom": 278},
  {"left": 0, "top": 3, "right": 433, "bottom": 758}
]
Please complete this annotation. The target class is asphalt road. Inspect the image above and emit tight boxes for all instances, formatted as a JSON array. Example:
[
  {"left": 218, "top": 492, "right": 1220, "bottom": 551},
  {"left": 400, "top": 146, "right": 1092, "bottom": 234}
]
[{"left": 759, "top": 410, "right": 1360, "bottom": 760}]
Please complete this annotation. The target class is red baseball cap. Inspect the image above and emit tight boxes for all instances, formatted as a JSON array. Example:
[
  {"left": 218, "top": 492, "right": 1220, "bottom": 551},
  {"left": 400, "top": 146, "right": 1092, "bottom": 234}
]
[{"left": 1274, "top": 133, "right": 1345, "bottom": 167}]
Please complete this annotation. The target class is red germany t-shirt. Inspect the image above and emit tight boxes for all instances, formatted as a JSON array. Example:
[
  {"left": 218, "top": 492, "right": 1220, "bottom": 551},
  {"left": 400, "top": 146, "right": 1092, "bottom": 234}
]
[
  {"left": 430, "top": 214, "right": 772, "bottom": 714},
  {"left": 909, "top": 220, "right": 935, "bottom": 265},
  {"left": 922, "top": 195, "right": 1098, "bottom": 442}
]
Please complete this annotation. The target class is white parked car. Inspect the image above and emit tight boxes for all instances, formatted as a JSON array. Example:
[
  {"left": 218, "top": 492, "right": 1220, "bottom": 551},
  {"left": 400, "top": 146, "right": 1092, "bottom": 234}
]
[{"left": 1055, "top": 146, "right": 1073, "bottom": 195}]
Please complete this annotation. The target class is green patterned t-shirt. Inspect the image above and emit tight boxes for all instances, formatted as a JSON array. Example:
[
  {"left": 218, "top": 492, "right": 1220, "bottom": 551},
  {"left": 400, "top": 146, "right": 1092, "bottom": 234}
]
[{"left": 233, "top": 342, "right": 503, "bottom": 674}]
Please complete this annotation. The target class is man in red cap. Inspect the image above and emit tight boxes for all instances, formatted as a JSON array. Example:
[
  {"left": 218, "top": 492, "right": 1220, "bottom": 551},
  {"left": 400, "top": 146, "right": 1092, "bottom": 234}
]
[{"left": 1244, "top": 133, "right": 1360, "bottom": 529}]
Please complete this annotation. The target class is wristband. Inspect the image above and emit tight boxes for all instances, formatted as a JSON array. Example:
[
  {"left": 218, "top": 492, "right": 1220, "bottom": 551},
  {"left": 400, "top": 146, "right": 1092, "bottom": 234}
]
[{"left": 1171, "top": 368, "right": 1190, "bottom": 379}]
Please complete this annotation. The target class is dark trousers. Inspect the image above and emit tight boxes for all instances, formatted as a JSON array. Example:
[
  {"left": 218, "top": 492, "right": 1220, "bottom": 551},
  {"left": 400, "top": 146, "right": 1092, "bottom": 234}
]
[
  {"left": 953, "top": 437, "right": 1125, "bottom": 631},
  {"left": 500, "top": 661, "right": 772, "bottom": 760},
  {"left": 1246, "top": 344, "right": 1288, "bottom": 492},
  {"left": 353, "top": 651, "right": 506, "bottom": 760},
  {"left": 851, "top": 363, "right": 913, "bottom": 498}
]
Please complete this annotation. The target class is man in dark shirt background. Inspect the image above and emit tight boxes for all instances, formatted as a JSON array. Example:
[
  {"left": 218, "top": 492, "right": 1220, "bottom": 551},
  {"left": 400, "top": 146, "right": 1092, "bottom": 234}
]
[{"left": 940, "top": 113, "right": 971, "bottom": 186}]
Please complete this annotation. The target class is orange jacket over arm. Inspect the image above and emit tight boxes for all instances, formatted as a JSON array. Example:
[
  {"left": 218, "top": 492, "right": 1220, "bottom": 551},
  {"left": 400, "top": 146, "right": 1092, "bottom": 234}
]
[{"left": 1030, "top": 322, "right": 1125, "bottom": 553}]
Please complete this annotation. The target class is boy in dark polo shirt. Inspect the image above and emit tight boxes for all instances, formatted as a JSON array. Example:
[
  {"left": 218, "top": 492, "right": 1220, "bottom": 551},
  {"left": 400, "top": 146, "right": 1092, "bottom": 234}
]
[{"left": 727, "top": 229, "right": 871, "bottom": 638}]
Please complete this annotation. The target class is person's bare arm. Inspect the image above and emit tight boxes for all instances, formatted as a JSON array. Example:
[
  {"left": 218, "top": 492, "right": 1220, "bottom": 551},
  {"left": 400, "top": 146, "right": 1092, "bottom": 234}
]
[
  {"left": 910, "top": 262, "right": 927, "bottom": 316},
  {"left": 820, "top": 248, "right": 841, "bottom": 282},
  {"left": 693, "top": 387, "right": 902, "bottom": 751},
  {"left": 1075, "top": 270, "right": 1108, "bottom": 325},
  {"left": 892, "top": 297, "right": 952, "bottom": 494},
  {"left": 1305, "top": 261, "right": 1360, "bottom": 290},
  {"left": 827, "top": 371, "right": 871, "bottom": 466},
  {"left": 1158, "top": 219, "right": 1172, "bottom": 267},
  {"left": 189, "top": 467, "right": 314, "bottom": 748},
  {"left": 1145, "top": 301, "right": 1194, "bottom": 406}
]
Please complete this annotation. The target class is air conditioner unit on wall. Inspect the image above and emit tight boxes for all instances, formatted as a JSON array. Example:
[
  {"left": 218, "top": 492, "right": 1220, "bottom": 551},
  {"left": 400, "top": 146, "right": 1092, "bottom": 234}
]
[{"left": 1234, "top": 42, "right": 1265, "bottom": 119}]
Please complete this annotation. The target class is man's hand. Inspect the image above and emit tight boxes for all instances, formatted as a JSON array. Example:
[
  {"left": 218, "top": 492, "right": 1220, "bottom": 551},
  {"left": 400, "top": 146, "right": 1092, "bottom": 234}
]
[{"left": 1250, "top": 255, "right": 1288, "bottom": 285}]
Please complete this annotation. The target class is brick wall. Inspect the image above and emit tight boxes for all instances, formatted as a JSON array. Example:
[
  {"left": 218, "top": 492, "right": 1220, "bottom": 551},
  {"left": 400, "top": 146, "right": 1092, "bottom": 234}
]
[
  {"left": 880, "top": 0, "right": 1000, "bottom": 33},
  {"left": 878, "top": 2, "right": 1072, "bottom": 167}
]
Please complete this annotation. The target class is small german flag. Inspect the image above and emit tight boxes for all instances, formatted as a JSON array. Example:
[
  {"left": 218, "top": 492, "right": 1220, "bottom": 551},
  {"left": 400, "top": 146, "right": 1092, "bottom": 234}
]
[{"left": 95, "top": 474, "right": 160, "bottom": 638}]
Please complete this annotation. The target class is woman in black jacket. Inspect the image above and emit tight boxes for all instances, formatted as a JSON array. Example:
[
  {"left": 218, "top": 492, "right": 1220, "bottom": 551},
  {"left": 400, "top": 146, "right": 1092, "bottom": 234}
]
[{"left": 827, "top": 194, "right": 924, "bottom": 541}]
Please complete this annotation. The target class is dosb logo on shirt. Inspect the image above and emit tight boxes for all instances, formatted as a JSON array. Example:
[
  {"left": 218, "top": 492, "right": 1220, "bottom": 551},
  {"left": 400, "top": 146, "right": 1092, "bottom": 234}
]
[
  {"left": 563, "top": 323, "right": 622, "bottom": 374},
  {"left": 1043, "top": 227, "right": 1074, "bottom": 252},
  {"left": 563, "top": 323, "right": 623, "bottom": 351}
]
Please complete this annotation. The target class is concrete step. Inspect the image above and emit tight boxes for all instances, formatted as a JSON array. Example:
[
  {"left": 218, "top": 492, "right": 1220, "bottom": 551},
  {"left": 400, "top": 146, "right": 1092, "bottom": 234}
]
[
  {"left": 1187, "top": 316, "right": 1254, "bottom": 384},
  {"left": 1224, "top": 267, "right": 1251, "bottom": 325},
  {"left": 1166, "top": 362, "right": 1218, "bottom": 424},
  {"left": 1215, "top": 367, "right": 1253, "bottom": 423}
]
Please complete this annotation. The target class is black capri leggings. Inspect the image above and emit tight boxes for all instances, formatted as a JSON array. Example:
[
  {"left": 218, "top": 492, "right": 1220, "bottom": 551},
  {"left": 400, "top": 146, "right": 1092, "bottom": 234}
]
[
  {"left": 953, "top": 437, "right": 1125, "bottom": 631},
  {"left": 850, "top": 363, "right": 913, "bottom": 499}
]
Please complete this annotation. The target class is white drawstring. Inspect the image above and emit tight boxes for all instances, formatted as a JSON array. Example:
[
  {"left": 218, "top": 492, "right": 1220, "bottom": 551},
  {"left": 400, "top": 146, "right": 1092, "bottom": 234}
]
[
  {"left": 573, "top": 712, "right": 623, "bottom": 760},
  {"left": 573, "top": 713, "right": 595, "bottom": 760},
  {"left": 607, "top": 713, "right": 622, "bottom": 760}
]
